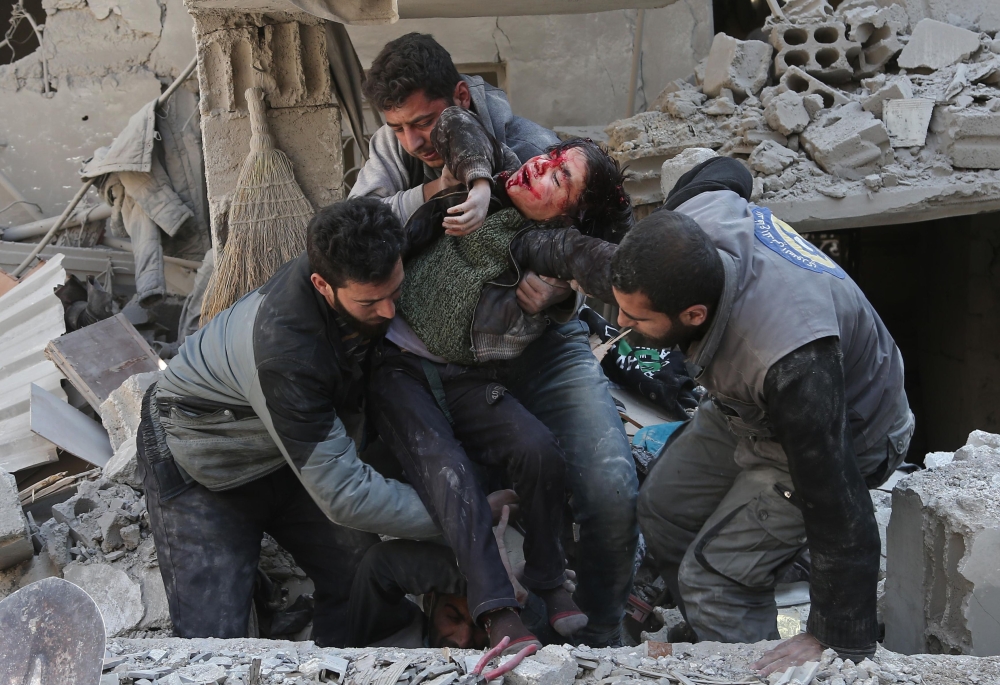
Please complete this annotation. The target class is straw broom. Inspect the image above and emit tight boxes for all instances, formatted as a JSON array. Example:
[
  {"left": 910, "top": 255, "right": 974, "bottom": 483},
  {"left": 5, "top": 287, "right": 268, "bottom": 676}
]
[{"left": 200, "top": 86, "right": 314, "bottom": 323}]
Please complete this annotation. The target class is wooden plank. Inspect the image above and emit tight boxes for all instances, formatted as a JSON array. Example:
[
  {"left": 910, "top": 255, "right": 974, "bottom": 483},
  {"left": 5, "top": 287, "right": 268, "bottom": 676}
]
[
  {"left": 44, "top": 314, "right": 162, "bottom": 412},
  {"left": 30, "top": 384, "right": 113, "bottom": 467}
]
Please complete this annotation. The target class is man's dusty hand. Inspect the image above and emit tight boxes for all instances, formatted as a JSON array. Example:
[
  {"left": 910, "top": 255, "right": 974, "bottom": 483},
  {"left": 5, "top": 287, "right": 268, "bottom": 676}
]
[
  {"left": 516, "top": 272, "right": 573, "bottom": 315},
  {"left": 487, "top": 489, "right": 520, "bottom": 526},
  {"left": 751, "top": 633, "right": 825, "bottom": 677},
  {"left": 443, "top": 178, "right": 490, "bottom": 236}
]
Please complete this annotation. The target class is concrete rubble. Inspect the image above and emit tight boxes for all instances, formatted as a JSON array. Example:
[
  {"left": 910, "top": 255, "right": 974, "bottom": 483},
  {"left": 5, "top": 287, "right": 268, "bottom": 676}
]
[
  {"left": 84, "top": 636, "right": 1000, "bottom": 685},
  {"left": 604, "top": 2, "right": 1000, "bottom": 230},
  {"left": 883, "top": 429, "right": 1000, "bottom": 657}
]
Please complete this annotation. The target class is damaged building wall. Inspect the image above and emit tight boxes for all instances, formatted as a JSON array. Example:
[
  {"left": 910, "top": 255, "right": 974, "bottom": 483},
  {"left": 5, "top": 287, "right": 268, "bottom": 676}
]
[
  {"left": 0, "top": 0, "right": 198, "bottom": 225},
  {"left": 345, "top": 3, "right": 715, "bottom": 129},
  {"left": 191, "top": 10, "right": 343, "bottom": 249}
]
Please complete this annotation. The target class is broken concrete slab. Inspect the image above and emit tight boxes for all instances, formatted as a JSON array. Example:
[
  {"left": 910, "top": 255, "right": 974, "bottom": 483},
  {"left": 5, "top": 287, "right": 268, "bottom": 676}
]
[
  {"left": 39, "top": 519, "right": 72, "bottom": 570},
  {"left": 884, "top": 431, "right": 1000, "bottom": 656},
  {"left": 105, "top": 439, "right": 142, "bottom": 490},
  {"left": 64, "top": 561, "right": 145, "bottom": 637},
  {"left": 765, "top": 90, "right": 811, "bottom": 136},
  {"left": 0, "top": 472, "right": 33, "bottom": 571},
  {"left": 504, "top": 645, "right": 577, "bottom": 685},
  {"left": 862, "top": 76, "right": 913, "bottom": 120},
  {"left": 770, "top": 21, "right": 861, "bottom": 83},
  {"left": 702, "top": 33, "right": 772, "bottom": 101},
  {"left": 98, "top": 510, "right": 132, "bottom": 553},
  {"left": 660, "top": 148, "right": 718, "bottom": 199},
  {"left": 884, "top": 99, "right": 935, "bottom": 147},
  {"left": 801, "top": 102, "right": 893, "bottom": 179},
  {"left": 897, "top": 19, "right": 982, "bottom": 72},
  {"left": 937, "top": 107, "right": 1000, "bottom": 169},
  {"left": 100, "top": 371, "right": 161, "bottom": 452},
  {"left": 750, "top": 140, "right": 798, "bottom": 175}
]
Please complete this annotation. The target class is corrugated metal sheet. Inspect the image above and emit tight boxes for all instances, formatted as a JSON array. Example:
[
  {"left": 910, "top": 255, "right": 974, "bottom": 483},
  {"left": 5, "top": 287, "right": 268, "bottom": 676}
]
[
  {"left": 0, "top": 242, "right": 136, "bottom": 296},
  {"left": 0, "top": 255, "right": 67, "bottom": 472}
]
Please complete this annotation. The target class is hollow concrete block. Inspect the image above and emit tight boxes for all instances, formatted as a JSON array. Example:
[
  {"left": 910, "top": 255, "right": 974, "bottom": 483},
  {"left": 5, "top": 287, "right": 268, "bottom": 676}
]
[
  {"left": 843, "top": 5, "right": 906, "bottom": 77},
  {"left": 778, "top": 66, "right": 851, "bottom": 111},
  {"left": 702, "top": 33, "right": 773, "bottom": 101},
  {"left": 937, "top": 108, "right": 1000, "bottom": 170},
  {"left": 769, "top": 21, "right": 861, "bottom": 84},
  {"left": 801, "top": 102, "right": 893, "bottom": 179},
  {"left": 883, "top": 432, "right": 1000, "bottom": 656}
]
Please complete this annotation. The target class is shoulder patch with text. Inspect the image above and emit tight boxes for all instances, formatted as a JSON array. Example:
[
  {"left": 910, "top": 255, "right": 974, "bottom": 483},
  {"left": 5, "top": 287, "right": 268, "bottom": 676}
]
[{"left": 751, "top": 206, "right": 846, "bottom": 279}]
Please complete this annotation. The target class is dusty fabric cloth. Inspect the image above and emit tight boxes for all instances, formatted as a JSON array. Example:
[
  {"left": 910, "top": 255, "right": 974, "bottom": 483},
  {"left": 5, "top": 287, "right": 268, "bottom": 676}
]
[
  {"left": 177, "top": 247, "right": 215, "bottom": 344},
  {"left": 84, "top": 89, "right": 210, "bottom": 306},
  {"left": 398, "top": 207, "right": 526, "bottom": 364},
  {"left": 349, "top": 75, "right": 559, "bottom": 223}
]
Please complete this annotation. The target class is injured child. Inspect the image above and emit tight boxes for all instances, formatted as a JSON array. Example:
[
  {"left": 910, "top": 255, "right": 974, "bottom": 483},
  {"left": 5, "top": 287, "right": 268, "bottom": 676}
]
[{"left": 368, "top": 106, "right": 631, "bottom": 654}]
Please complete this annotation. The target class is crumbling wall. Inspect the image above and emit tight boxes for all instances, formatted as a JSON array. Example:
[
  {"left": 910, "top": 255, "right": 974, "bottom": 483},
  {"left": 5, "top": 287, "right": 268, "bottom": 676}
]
[
  {"left": 345, "top": 3, "right": 714, "bottom": 129},
  {"left": 191, "top": 10, "right": 343, "bottom": 248},
  {"left": 883, "top": 430, "right": 1000, "bottom": 656},
  {"left": 0, "top": 0, "right": 197, "bottom": 225}
]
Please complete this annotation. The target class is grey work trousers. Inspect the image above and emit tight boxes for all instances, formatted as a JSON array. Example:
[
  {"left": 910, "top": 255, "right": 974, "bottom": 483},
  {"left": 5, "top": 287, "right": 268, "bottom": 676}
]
[{"left": 637, "top": 398, "right": 913, "bottom": 643}]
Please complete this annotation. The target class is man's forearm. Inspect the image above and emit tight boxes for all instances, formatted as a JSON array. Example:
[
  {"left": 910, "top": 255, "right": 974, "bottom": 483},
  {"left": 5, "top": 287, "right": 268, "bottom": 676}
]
[{"left": 764, "top": 337, "right": 881, "bottom": 656}]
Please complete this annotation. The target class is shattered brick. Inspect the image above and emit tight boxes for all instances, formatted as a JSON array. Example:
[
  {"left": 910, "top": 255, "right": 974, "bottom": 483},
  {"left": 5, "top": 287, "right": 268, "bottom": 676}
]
[
  {"left": 861, "top": 76, "right": 913, "bottom": 120},
  {"left": 702, "top": 33, "right": 772, "bottom": 101},
  {"left": 801, "top": 102, "right": 893, "bottom": 179},
  {"left": 765, "top": 90, "right": 811, "bottom": 136}
]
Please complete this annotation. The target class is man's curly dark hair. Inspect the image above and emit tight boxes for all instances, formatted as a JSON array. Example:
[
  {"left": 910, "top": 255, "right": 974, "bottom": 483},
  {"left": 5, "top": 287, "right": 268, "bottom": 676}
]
[
  {"left": 363, "top": 33, "right": 461, "bottom": 111},
  {"left": 554, "top": 138, "right": 633, "bottom": 244},
  {"left": 307, "top": 198, "right": 406, "bottom": 287}
]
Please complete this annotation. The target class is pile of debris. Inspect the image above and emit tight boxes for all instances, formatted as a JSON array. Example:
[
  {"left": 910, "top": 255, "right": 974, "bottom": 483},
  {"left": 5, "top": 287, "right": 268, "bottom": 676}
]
[
  {"left": 92, "top": 636, "right": 1000, "bottom": 685},
  {"left": 606, "top": 0, "right": 1000, "bottom": 228}
]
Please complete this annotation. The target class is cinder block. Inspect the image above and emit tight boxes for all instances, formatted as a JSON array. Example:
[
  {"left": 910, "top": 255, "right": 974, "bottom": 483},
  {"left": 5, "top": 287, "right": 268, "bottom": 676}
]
[
  {"left": 884, "top": 432, "right": 1000, "bottom": 656},
  {"left": 770, "top": 21, "right": 861, "bottom": 83},
  {"left": 765, "top": 90, "right": 811, "bottom": 136},
  {"left": 703, "top": 33, "right": 773, "bottom": 101},
  {"left": 778, "top": 66, "right": 851, "bottom": 111},
  {"left": 801, "top": 102, "right": 893, "bottom": 179},
  {"left": 0, "top": 472, "right": 33, "bottom": 571},
  {"left": 938, "top": 108, "right": 1000, "bottom": 169},
  {"left": 862, "top": 77, "right": 913, "bottom": 120},
  {"left": 897, "top": 19, "right": 981, "bottom": 71},
  {"left": 843, "top": 5, "right": 906, "bottom": 77}
]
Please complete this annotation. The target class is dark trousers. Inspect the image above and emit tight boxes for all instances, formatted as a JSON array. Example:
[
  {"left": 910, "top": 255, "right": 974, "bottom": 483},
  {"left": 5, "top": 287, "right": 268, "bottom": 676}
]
[
  {"left": 136, "top": 414, "right": 379, "bottom": 646},
  {"left": 369, "top": 346, "right": 567, "bottom": 621}
]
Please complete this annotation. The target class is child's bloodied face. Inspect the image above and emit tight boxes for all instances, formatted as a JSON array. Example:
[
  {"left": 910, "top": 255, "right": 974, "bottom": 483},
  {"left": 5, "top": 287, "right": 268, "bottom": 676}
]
[{"left": 505, "top": 148, "right": 588, "bottom": 223}]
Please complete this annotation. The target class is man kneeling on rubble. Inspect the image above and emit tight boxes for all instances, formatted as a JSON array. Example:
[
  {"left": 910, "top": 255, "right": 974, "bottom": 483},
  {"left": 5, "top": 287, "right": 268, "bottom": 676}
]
[
  {"left": 135, "top": 197, "right": 442, "bottom": 646},
  {"left": 611, "top": 158, "right": 915, "bottom": 674}
]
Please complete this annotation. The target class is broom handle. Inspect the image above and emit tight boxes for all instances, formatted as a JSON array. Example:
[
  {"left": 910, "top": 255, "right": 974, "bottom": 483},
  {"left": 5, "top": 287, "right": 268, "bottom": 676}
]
[{"left": 246, "top": 87, "right": 274, "bottom": 152}]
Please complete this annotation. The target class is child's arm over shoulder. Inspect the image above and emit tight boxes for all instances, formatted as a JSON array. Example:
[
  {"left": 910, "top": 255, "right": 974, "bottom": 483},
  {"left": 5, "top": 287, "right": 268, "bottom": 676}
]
[{"left": 512, "top": 228, "right": 616, "bottom": 305}]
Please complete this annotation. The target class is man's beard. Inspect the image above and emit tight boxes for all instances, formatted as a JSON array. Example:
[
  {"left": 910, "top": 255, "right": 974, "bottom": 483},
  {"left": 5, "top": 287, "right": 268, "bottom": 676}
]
[
  {"left": 647, "top": 318, "right": 700, "bottom": 351},
  {"left": 332, "top": 294, "right": 391, "bottom": 338}
]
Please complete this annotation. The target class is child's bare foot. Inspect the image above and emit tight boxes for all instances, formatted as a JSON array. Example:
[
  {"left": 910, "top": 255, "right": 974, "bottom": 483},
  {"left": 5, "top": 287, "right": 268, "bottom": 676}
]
[
  {"left": 482, "top": 608, "right": 542, "bottom": 655},
  {"left": 538, "top": 586, "right": 589, "bottom": 636}
]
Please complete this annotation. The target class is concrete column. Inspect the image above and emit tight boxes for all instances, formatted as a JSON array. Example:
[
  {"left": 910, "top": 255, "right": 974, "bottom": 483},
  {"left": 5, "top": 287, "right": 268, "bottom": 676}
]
[{"left": 191, "top": 10, "right": 343, "bottom": 249}]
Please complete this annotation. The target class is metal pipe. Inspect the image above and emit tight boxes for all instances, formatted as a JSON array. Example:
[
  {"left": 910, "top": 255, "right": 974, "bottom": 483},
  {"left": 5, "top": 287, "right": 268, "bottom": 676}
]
[
  {"left": 1, "top": 203, "right": 111, "bottom": 242},
  {"left": 0, "top": 170, "right": 45, "bottom": 222},
  {"left": 626, "top": 8, "right": 646, "bottom": 118},
  {"left": 11, "top": 179, "right": 95, "bottom": 277},
  {"left": 157, "top": 56, "right": 198, "bottom": 108}
]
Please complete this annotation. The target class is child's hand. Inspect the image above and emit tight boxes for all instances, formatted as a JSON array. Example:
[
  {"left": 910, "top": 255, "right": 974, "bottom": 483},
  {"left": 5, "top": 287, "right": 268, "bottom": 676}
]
[{"left": 443, "top": 178, "right": 491, "bottom": 236}]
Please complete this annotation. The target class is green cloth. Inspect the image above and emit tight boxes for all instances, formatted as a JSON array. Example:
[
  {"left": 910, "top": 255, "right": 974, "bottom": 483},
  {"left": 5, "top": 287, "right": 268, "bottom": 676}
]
[{"left": 398, "top": 207, "right": 525, "bottom": 364}]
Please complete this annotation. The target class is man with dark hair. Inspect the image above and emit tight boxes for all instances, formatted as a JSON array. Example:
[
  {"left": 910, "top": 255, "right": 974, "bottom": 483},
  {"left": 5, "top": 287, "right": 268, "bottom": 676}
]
[
  {"left": 350, "top": 33, "right": 639, "bottom": 646},
  {"left": 135, "top": 198, "right": 440, "bottom": 647},
  {"left": 610, "top": 158, "right": 914, "bottom": 674}
]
